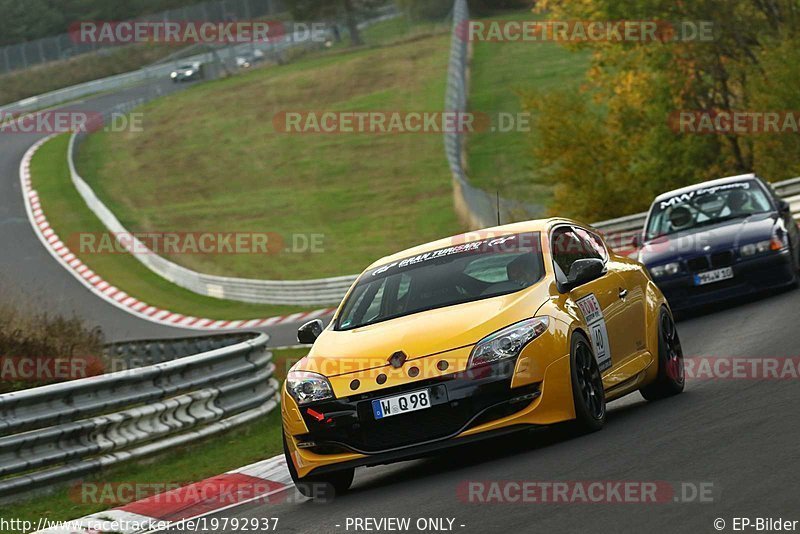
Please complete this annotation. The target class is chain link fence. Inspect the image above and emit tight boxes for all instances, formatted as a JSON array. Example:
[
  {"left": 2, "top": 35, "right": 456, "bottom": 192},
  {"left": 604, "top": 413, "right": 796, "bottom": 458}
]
[
  {"left": 443, "top": 0, "right": 543, "bottom": 230},
  {"left": 0, "top": 0, "right": 288, "bottom": 75}
]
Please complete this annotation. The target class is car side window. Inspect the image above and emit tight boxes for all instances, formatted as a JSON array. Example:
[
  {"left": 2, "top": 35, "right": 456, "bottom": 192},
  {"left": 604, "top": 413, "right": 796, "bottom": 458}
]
[
  {"left": 762, "top": 180, "right": 786, "bottom": 212},
  {"left": 574, "top": 227, "right": 608, "bottom": 262},
  {"left": 551, "top": 225, "right": 605, "bottom": 284}
]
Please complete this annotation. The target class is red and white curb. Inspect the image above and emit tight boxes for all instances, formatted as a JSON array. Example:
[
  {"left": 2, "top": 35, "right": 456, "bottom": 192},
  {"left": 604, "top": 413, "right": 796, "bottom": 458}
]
[
  {"left": 19, "top": 135, "right": 336, "bottom": 331},
  {"left": 33, "top": 455, "right": 292, "bottom": 533}
]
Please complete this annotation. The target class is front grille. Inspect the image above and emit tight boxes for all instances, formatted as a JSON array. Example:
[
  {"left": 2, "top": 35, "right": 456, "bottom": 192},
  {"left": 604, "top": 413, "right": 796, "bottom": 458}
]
[
  {"left": 710, "top": 251, "right": 734, "bottom": 268},
  {"left": 299, "top": 363, "right": 539, "bottom": 454},
  {"left": 351, "top": 401, "right": 476, "bottom": 451},
  {"left": 687, "top": 256, "right": 710, "bottom": 272}
]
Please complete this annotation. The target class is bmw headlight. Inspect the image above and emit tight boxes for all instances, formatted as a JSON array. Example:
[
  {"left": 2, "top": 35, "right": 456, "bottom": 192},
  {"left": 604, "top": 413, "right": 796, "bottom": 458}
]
[
  {"left": 185, "top": 70, "right": 194, "bottom": 76},
  {"left": 740, "top": 236, "right": 786, "bottom": 257},
  {"left": 468, "top": 317, "right": 549, "bottom": 368},
  {"left": 170, "top": 72, "right": 177, "bottom": 78},
  {"left": 286, "top": 370, "right": 333, "bottom": 405},
  {"left": 649, "top": 262, "right": 680, "bottom": 278}
]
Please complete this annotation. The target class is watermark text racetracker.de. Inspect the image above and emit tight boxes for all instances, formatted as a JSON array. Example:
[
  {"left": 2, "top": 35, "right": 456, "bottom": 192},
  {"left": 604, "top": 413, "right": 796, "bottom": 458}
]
[
  {"left": 71, "top": 231, "right": 325, "bottom": 255},
  {"left": 670, "top": 110, "right": 800, "bottom": 135},
  {"left": 0, "top": 110, "right": 143, "bottom": 134},
  {"left": 458, "top": 480, "right": 717, "bottom": 504},
  {"left": 0, "top": 355, "right": 105, "bottom": 383},
  {"left": 684, "top": 357, "right": 800, "bottom": 380},
  {"left": 459, "top": 19, "right": 714, "bottom": 43},
  {"left": 70, "top": 20, "right": 332, "bottom": 45},
  {"left": 273, "top": 111, "right": 532, "bottom": 135}
]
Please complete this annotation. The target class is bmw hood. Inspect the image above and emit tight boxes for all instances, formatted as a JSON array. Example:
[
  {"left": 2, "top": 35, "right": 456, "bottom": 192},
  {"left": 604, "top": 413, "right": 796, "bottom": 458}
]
[{"left": 638, "top": 213, "right": 778, "bottom": 266}]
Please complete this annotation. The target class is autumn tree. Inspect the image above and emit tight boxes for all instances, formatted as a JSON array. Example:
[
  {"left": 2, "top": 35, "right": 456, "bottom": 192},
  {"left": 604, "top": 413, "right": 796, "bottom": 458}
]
[{"left": 525, "top": 0, "right": 800, "bottom": 221}]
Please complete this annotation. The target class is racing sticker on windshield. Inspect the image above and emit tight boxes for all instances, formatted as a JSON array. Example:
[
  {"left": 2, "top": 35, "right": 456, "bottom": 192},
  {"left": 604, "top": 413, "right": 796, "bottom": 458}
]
[
  {"left": 576, "top": 294, "right": 612, "bottom": 372},
  {"left": 659, "top": 181, "right": 750, "bottom": 210}
]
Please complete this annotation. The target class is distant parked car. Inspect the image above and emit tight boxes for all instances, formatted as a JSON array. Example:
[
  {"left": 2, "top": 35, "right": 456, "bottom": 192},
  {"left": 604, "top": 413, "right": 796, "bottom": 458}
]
[
  {"left": 170, "top": 62, "right": 204, "bottom": 82},
  {"left": 636, "top": 173, "right": 800, "bottom": 312}
]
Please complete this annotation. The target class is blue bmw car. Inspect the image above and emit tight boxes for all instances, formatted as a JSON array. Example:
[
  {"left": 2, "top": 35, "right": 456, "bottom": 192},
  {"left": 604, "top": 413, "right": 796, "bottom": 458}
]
[{"left": 636, "top": 174, "right": 799, "bottom": 312}]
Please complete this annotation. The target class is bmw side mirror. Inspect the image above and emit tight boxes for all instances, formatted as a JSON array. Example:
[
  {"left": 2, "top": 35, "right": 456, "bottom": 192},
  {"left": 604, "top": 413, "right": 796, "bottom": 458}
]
[
  {"left": 778, "top": 199, "right": 791, "bottom": 215},
  {"left": 297, "top": 319, "right": 324, "bottom": 344},
  {"left": 631, "top": 233, "right": 642, "bottom": 249},
  {"left": 563, "top": 258, "right": 606, "bottom": 292}
]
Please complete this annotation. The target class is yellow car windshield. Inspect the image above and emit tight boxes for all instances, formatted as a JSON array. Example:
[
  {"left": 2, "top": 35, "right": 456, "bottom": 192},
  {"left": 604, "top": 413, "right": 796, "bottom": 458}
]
[{"left": 336, "top": 232, "right": 544, "bottom": 330}]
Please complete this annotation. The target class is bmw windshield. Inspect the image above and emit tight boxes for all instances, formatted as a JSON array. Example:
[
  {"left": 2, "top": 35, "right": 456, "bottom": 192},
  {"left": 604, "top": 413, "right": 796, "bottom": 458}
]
[
  {"left": 645, "top": 180, "right": 774, "bottom": 240},
  {"left": 335, "top": 233, "right": 544, "bottom": 331}
]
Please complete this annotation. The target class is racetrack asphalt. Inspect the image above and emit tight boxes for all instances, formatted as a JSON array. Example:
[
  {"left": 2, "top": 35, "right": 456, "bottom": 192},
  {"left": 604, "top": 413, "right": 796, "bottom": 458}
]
[
  {"left": 0, "top": 81, "right": 329, "bottom": 345},
  {"left": 166, "top": 287, "right": 800, "bottom": 534}
]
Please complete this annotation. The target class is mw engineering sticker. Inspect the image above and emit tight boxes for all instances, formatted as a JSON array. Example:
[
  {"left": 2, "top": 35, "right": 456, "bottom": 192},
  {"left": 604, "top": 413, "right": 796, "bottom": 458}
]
[{"left": 658, "top": 181, "right": 751, "bottom": 210}]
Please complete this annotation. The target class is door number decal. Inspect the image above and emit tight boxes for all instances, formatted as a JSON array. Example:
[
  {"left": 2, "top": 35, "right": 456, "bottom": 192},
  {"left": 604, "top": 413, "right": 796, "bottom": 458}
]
[{"left": 576, "top": 294, "right": 612, "bottom": 372}]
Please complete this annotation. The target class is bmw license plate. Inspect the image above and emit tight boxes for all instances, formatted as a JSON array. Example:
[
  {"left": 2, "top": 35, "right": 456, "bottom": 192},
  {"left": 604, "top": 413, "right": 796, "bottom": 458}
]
[
  {"left": 694, "top": 267, "right": 734, "bottom": 286},
  {"left": 372, "top": 389, "right": 431, "bottom": 420}
]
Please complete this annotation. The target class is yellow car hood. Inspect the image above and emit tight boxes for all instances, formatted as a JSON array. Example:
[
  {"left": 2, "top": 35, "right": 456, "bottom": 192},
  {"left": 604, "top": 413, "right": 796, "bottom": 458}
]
[{"left": 295, "top": 281, "right": 551, "bottom": 378}]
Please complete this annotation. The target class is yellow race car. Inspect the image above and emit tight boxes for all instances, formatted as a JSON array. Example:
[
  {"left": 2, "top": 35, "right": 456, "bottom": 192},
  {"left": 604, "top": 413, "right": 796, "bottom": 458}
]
[{"left": 282, "top": 218, "right": 684, "bottom": 496}]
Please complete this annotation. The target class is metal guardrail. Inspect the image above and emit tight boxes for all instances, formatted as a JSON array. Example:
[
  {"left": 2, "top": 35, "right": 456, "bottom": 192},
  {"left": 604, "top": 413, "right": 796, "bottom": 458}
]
[
  {"left": 42, "top": 10, "right": 401, "bottom": 307},
  {"left": 0, "top": 332, "right": 277, "bottom": 499},
  {"left": 68, "top": 120, "right": 357, "bottom": 306},
  {"left": 0, "top": 0, "right": 285, "bottom": 75},
  {"left": 46, "top": 0, "right": 800, "bottom": 307},
  {"left": 592, "top": 183, "right": 800, "bottom": 254},
  {"left": 0, "top": 26, "right": 334, "bottom": 119}
]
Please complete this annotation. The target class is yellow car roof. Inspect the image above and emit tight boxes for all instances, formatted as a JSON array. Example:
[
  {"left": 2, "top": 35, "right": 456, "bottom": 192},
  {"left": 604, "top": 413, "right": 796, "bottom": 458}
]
[{"left": 365, "top": 217, "right": 582, "bottom": 271}]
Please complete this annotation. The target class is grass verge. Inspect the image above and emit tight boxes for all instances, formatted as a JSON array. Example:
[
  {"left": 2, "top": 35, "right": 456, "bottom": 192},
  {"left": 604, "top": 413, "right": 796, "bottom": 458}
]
[
  {"left": 465, "top": 12, "right": 591, "bottom": 208},
  {"left": 0, "top": 347, "right": 307, "bottom": 531},
  {"left": 31, "top": 134, "right": 310, "bottom": 319},
  {"left": 76, "top": 33, "right": 463, "bottom": 280}
]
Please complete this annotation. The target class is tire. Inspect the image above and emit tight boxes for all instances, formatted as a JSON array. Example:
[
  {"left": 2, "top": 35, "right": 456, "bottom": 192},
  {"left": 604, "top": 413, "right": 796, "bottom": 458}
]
[
  {"left": 568, "top": 332, "right": 606, "bottom": 432},
  {"left": 283, "top": 434, "right": 354, "bottom": 499},
  {"left": 789, "top": 242, "right": 800, "bottom": 287},
  {"left": 640, "top": 308, "right": 685, "bottom": 401}
]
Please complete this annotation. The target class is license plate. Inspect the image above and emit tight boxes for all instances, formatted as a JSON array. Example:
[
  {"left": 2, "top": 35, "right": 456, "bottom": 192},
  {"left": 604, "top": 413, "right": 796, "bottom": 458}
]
[
  {"left": 372, "top": 389, "right": 431, "bottom": 420},
  {"left": 694, "top": 267, "right": 734, "bottom": 286}
]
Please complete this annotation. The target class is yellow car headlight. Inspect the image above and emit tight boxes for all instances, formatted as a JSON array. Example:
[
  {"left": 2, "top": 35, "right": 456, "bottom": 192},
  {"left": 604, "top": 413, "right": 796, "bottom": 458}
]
[
  {"left": 286, "top": 370, "right": 334, "bottom": 405},
  {"left": 468, "top": 317, "right": 549, "bottom": 369}
]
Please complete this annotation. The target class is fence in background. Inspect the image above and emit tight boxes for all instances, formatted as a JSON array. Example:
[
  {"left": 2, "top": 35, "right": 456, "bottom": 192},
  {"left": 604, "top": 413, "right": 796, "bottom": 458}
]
[
  {"left": 442, "top": 0, "right": 800, "bottom": 238},
  {"left": 0, "top": 332, "right": 277, "bottom": 499},
  {"left": 0, "top": 27, "right": 331, "bottom": 120},
  {"left": 68, "top": 100, "right": 800, "bottom": 308},
  {"left": 0, "top": 0, "right": 286, "bottom": 75},
  {"left": 33, "top": 0, "right": 800, "bottom": 307},
  {"left": 443, "top": 0, "right": 544, "bottom": 229},
  {"left": 68, "top": 105, "right": 357, "bottom": 306}
]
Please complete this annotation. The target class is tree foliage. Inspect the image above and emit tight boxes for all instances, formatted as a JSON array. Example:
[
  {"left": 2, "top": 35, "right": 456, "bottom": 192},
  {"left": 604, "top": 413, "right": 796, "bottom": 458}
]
[
  {"left": 284, "top": 0, "right": 389, "bottom": 46},
  {"left": 525, "top": 0, "right": 800, "bottom": 221}
]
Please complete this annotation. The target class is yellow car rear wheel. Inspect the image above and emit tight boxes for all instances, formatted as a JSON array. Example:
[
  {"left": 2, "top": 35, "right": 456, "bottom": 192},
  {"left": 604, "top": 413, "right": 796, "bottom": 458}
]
[{"left": 640, "top": 308, "right": 685, "bottom": 401}]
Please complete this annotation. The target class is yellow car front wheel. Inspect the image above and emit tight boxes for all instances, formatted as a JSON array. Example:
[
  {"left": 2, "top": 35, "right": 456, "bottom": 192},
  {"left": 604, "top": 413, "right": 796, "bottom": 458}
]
[
  {"left": 283, "top": 434, "right": 355, "bottom": 499},
  {"left": 569, "top": 332, "right": 607, "bottom": 433}
]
